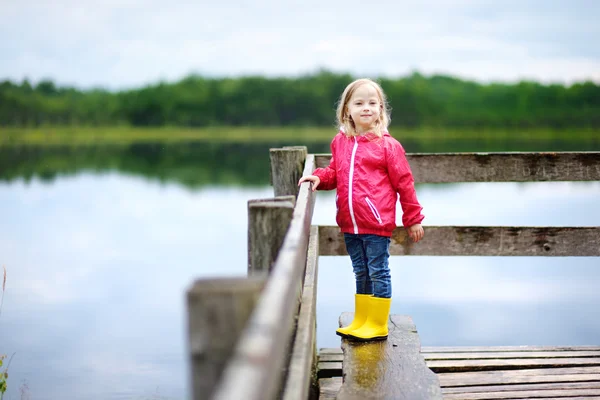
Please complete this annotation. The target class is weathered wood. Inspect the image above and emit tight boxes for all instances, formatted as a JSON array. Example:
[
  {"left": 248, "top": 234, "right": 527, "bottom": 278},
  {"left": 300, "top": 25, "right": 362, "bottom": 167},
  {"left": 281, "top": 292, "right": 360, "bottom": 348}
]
[
  {"left": 315, "top": 152, "right": 600, "bottom": 182},
  {"left": 319, "top": 354, "right": 343, "bottom": 362},
  {"left": 429, "top": 357, "right": 600, "bottom": 373},
  {"left": 336, "top": 313, "right": 442, "bottom": 400},
  {"left": 444, "top": 388, "right": 600, "bottom": 399},
  {"left": 318, "top": 364, "right": 600, "bottom": 381},
  {"left": 321, "top": 351, "right": 600, "bottom": 362},
  {"left": 500, "top": 398, "right": 600, "bottom": 400},
  {"left": 425, "top": 351, "right": 600, "bottom": 360},
  {"left": 318, "top": 226, "right": 600, "bottom": 256},
  {"left": 247, "top": 196, "right": 295, "bottom": 275},
  {"left": 438, "top": 367, "right": 600, "bottom": 387},
  {"left": 442, "top": 381, "right": 600, "bottom": 394},
  {"left": 319, "top": 377, "right": 343, "bottom": 400},
  {"left": 270, "top": 146, "right": 307, "bottom": 197},
  {"left": 186, "top": 277, "right": 265, "bottom": 400},
  {"left": 421, "top": 346, "right": 600, "bottom": 353},
  {"left": 510, "top": 398, "right": 600, "bottom": 400},
  {"left": 317, "top": 361, "right": 342, "bottom": 378},
  {"left": 282, "top": 226, "right": 319, "bottom": 400},
  {"left": 212, "top": 155, "right": 316, "bottom": 400},
  {"left": 319, "top": 347, "right": 343, "bottom": 355}
]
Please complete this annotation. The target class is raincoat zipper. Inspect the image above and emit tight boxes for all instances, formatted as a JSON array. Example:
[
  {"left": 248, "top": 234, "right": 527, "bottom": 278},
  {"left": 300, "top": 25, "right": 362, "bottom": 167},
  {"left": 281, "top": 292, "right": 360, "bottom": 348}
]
[{"left": 348, "top": 137, "right": 359, "bottom": 234}]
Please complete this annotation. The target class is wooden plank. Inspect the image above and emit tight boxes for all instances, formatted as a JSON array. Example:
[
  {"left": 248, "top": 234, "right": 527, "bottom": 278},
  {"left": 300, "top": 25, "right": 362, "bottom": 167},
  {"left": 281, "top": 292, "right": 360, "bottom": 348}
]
[
  {"left": 442, "top": 381, "right": 600, "bottom": 394},
  {"left": 212, "top": 155, "right": 316, "bottom": 400},
  {"left": 319, "top": 358, "right": 600, "bottom": 376},
  {"left": 428, "top": 357, "right": 600, "bottom": 373},
  {"left": 314, "top": 152, "right": 600, "bottom": 182},
  {"left": 336, "top": 313, "right": 443, "bottom": 400},
  {"left": 282, "top": 226, "right": 319, "bottom": 400},
  {"left": 319, "top": 347, "right": 343, "bottom": 355},
  {"left": 186, "top": 277, "right": 265, "bottom": 400},
  {"left": 526, "top": 398, "right": 600, "bottom": 400},
  {"left": 422, "top": 346, "right": 600, "bottom": 353},
  {"left": 319, "top": 377, "right": 343, "bottom": 400},
  {"left": 443, "top": 388, "right": 600, "bottom": 400},
  {"left": 317, "top": 361, "right": 342, "bottom": 378},
  {"left": 317, "top": 351, "right": 600, "bottom": 363},
  {"left": 317, "top": 346, "right": 600, "bottom": 357},
  {"left": 522, "top": 398, "right": 600, "bottom": 400},
  {"left": 318, "top": 226, "right": 600, "bottom": 256},
  {"left": 248, "top": 196, "right": 295, "bottom": 275},
  {"left": 438, "top": 367, "right": 600, "bottom": 387},
  {"left": 270, "top": 146, "right": 307, "bottom": 197},
  {"left": 319, "top": 354, "right": 343, "bottom": 362},
  {"left": 425, "top": 351, "right": 600, "bottom": 360}
]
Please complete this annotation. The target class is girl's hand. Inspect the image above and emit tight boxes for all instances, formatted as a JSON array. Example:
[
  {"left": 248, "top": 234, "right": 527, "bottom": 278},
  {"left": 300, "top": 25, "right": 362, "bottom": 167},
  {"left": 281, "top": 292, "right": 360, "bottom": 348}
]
[
  {"left": 298, "top": 175, "right": 321, "bottom": 191},
  {"left": 407, "top": 224, "right": 424, "bottom": 243}
]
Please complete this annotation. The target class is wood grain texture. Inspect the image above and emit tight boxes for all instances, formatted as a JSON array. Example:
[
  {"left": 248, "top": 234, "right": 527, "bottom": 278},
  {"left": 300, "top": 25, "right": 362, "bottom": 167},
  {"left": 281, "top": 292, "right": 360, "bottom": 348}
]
[
  {"left": 421, "top": 346, "right": 600, "bottom": 353},
  {"left": 315, "top": 152, "right": 600, "bottom": 182},
  {"left": 247, "top": 196, "right": 295, "bottom": 275},
  {"left": 318, "top": 226, "right": 600, "bottom": 256},
  {"left": 312, "top": 372, "right": 600, "bottom": 400},
  {"left": 438, "top": 367, "right": 600, "bottom": 387},
  {"left": 428, "top": 357, "right": 600, "bottom": 373},
  {"left": 212, "top": 154, "right": 316, "bottom": 400},
  {"left": 425, "top": 351, "right": 600, "bottom": 360},
  {"left": 320, "top": 351, "right": 600, "bottom": 362},
  {"left": 443, "top": 388, "right": 600, "bottom": 399},
  {"left": 442, "top": 381, "right": 600, "bottom": 394},
  {"left": 282, "top": 226, "right": 319, "bottom": 400},
  {"left": 271, "top": 146, "right": 307, "bottom": 197},
  {"left": 336, "top": 313, "right": 442, "bottom": 400},
  {"left": 319, "top": 377, "right": 343, "bottom": 400},
  {"left": 186, "top": 277, "right": 265, "bottom": 400}
]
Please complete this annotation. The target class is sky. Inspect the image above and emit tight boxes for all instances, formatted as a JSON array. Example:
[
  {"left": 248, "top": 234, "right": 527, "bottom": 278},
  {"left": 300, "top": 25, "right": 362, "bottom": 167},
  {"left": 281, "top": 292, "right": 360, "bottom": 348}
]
[{"left": 1, "top": 0, "right": 599, "bottom": 90}]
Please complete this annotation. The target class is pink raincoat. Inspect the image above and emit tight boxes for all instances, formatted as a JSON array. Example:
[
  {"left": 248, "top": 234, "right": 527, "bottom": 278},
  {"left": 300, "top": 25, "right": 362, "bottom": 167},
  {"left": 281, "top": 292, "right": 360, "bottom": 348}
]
[{"left": 313, "top": 130, "right": 424, "bottom": 237}]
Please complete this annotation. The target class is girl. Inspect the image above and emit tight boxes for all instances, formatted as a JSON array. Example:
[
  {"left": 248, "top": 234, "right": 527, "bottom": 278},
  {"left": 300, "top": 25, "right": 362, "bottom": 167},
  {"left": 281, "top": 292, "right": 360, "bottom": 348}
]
[{"left": 298, "top": 78, "right": 424, "bottom": 341}]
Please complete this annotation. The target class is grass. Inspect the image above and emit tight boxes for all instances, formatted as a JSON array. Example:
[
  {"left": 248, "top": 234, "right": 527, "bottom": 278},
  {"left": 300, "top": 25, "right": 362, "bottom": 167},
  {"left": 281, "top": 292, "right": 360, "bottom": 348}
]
[
  {"left": 0, "top": 126, "right": 598, "bottom": 147},
  {"left": 1, "top": 265, "right": 10, "bottom": 400}
]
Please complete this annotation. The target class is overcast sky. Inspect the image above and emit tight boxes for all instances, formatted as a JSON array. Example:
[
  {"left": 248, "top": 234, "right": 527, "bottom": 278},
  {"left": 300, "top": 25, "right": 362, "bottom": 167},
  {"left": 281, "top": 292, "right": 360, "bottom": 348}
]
[{"left": 1, "top": 0, "right": 599, "bottom": 90}]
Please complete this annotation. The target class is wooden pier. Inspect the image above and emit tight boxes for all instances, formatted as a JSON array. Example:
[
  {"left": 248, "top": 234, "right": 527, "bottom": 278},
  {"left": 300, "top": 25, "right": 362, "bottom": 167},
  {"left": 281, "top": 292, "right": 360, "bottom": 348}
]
[
  {"left": 186, "top": 146, "right": 600, "bottom": 400},
  {"left": 319, "top": 345, "right": 600, "bottom": 399}
]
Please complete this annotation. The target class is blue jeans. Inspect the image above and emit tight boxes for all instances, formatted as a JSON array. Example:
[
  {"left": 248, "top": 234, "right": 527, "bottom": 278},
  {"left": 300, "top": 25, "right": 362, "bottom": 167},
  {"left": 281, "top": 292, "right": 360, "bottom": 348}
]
[{"left": 343, "top": 233, "right": 392, "bottom": 298}]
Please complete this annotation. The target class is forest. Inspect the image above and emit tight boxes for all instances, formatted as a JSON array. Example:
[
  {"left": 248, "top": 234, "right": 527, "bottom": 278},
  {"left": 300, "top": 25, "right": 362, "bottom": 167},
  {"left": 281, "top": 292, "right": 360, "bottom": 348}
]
[{"left": 1, "top": 70, "right": 599, "bottom": 129}]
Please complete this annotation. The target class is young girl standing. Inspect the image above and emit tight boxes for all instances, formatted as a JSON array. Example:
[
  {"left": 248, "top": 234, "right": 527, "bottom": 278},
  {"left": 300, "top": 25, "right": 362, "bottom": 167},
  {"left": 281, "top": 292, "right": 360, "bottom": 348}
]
[{"left": 298, "top": 78, "right": 424, "bottom": 342}]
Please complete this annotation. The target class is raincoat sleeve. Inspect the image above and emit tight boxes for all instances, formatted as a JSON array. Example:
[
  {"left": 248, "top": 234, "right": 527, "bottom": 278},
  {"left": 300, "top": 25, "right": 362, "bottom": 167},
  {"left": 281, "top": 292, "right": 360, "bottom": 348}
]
[
  {"left": 386, "top": 139, "right": 424, "bottom": 227},
  {"left": 312, "top": 139, "right": 337, "bottom": 190}
]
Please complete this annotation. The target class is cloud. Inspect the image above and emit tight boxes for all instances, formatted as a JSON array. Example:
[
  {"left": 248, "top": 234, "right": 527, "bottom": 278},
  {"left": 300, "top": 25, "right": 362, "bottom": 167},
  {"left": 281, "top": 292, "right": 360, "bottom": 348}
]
[{"left": 0, "top": 0, "right": 599, "bottom": 88}]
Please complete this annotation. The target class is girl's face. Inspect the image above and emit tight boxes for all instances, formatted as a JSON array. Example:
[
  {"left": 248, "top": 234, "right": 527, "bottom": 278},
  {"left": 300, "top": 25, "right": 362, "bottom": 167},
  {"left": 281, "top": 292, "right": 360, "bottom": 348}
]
[{"left": 347, "top": 83, "right": 382, "bottom": 134}]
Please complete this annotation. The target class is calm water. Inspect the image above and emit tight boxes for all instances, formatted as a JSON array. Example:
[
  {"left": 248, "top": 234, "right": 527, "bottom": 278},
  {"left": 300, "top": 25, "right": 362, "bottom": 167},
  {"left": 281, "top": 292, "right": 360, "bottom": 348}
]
[{"left": 1, "top": 140, "right": 600, "bottom": 400}]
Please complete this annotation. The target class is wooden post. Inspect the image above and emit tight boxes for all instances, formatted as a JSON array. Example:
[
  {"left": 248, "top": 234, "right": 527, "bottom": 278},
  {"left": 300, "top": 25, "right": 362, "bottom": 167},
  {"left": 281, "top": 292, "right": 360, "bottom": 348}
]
[
  {"left": 282, "top": 225, "right": 320, "bottom": 400},
  {"left": 248, "top": 196, "right": 295, "bottom": 276},
  {"left": 187, "top": 277, "right": 266, "bottom": 400},
  {"left": 270, "top": 146, "right": 307, "bottom": 197}
]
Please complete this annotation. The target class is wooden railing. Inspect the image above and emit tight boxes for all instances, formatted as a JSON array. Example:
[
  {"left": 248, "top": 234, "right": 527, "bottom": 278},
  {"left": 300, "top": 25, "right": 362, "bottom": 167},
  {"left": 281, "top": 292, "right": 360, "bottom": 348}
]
[
  {"left": 188, "top": 146, "right": 319, "bottom": 400},
  {"left": 186, "top": 148, "right": 600, "bottom": 400}
]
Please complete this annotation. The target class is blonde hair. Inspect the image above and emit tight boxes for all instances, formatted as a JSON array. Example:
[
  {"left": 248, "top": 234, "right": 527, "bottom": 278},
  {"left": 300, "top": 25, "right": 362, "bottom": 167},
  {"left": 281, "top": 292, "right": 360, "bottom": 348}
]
[{"left": 336, "top": 78, "right": 391, "bottom": 137}]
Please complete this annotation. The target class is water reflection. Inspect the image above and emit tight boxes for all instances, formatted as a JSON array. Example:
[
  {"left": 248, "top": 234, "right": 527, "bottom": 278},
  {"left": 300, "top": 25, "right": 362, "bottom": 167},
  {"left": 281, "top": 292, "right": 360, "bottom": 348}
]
[
  {"left": 1, "top": 139, "right": 599, "bottom": 400},
  {"left": 2, "top": 136, "right": 599, "bottom": 187}
]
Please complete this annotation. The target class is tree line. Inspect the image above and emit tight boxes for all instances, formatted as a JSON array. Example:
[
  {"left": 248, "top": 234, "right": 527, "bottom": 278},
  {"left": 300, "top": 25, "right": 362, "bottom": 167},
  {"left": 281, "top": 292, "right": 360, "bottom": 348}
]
[{"left": 1, "top": 71, "right": 599, "bottom": 128}]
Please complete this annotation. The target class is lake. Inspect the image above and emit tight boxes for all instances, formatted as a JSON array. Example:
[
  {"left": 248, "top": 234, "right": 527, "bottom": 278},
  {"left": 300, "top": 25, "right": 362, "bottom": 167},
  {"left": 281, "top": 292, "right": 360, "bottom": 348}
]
[{"left": 1, "top": 138, "right": 599, "bottom": 400}]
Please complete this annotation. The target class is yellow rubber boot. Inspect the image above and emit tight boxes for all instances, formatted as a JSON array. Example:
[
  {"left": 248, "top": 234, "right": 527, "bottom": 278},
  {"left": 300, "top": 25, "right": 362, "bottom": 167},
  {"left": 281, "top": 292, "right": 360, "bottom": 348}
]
[
  {"left": 347, "top": 296, "right": 391, "bottom": 341},
  {"left": 336, "top": 294, "right": 372, "bottom": 338}
]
